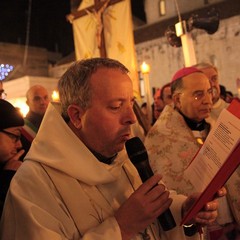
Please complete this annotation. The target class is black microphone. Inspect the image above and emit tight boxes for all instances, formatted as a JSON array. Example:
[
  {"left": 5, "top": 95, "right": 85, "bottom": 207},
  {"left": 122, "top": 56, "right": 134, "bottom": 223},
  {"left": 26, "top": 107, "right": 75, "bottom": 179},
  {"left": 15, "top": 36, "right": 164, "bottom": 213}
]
[{"left": 125, "top": 137, "right": 176, "bottom": 231}]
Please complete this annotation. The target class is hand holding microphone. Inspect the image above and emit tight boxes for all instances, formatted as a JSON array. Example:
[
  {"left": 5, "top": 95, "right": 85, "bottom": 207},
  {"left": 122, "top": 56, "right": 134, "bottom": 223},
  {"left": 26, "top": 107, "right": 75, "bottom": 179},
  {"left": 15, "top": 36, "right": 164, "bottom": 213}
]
[
  {"left": 125, "top": 137, "right": 176, "bottom": 231},
  {"left": 115, "top": 174, "right": 173, "bottom": 239}
]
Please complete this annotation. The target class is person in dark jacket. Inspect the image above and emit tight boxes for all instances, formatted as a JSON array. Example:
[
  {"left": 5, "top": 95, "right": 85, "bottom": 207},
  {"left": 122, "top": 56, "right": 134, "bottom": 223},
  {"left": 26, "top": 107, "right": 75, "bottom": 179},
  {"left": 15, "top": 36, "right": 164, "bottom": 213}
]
[
  {"left": 20, "top": 85, "right": 49, "bottom": 160},
  {"left": 0, "top": 99, "right": 24, "bottom": 218}
]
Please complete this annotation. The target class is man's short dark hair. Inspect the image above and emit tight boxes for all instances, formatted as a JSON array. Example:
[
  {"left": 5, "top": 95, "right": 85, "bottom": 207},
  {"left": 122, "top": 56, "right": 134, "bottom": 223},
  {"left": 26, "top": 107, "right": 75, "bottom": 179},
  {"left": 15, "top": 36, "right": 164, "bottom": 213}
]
[{"left": 160, "top": 82, "right": 172, "bottom": 99}]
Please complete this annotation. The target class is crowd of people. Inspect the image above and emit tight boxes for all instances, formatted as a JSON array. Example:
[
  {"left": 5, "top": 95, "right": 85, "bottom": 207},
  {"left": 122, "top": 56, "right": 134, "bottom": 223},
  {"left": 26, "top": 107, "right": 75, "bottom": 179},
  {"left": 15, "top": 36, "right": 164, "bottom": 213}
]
[
  {"left": 0, "top": 83, "right": 50, "bottom": 218},
  {"left": 0, "top": 99, "right": 24, "bottom": 217},
  {"left": 0, "top": 58, "right": 239, "bottom": 240}
]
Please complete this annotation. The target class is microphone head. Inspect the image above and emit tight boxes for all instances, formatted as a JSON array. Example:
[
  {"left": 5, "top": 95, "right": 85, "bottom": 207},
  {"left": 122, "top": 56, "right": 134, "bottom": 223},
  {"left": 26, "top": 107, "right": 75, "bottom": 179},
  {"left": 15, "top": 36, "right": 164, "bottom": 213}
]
[{"left": 125, "top": 137, "right": 148, "bottom": 164}]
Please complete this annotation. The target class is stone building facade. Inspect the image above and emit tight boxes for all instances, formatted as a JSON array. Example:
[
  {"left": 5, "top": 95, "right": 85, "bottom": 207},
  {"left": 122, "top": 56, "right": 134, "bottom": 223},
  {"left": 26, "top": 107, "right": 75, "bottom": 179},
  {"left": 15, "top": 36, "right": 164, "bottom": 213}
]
[
  {"left": 134, "top": 0, "right": 240, "bottom": 96},
  {"left": 135, "top": 15, "right": 240, "bottom": 95}
]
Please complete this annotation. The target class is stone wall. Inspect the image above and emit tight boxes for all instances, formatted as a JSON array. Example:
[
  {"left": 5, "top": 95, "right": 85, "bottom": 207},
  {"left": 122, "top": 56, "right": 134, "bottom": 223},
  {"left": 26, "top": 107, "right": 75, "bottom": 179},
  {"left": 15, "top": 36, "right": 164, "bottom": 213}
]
[
  {"left": 0, "top": 42, "right": 62, "bottom": 81},
  {"left": 0, "top": 43, "right": 49, "bottom": 79},
  {"left": 135, "top": 15, "right": 240, "bottom": 97},
  {"left": 144, "top": 0, "right": 224, "bottom": 24}
]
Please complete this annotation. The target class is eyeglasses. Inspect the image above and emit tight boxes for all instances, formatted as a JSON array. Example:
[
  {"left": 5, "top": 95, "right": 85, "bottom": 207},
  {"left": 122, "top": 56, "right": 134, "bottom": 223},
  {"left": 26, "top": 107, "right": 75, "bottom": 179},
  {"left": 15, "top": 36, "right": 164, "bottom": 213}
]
[
  {"left": 177, "top": 89, "right": 213, "bottom": 101},
  {"left": 0, "top": 89, "right": 7, "bottom": 99},
  {"left": 192, "top": 89, "right": 213, "bottom": 101},
  {"left": 0, "top": 129, "right": 21, "bottom": 143}
]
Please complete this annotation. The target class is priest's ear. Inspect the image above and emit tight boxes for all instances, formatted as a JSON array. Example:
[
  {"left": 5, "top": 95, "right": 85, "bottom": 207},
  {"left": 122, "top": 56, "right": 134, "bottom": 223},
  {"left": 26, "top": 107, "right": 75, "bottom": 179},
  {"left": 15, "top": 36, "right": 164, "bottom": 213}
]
[
  {"left": 172, "top": 92, "right": 182, "bottom": 109},
  {"left": 67, "top": 104, "right": 84, "bottom": 129}
]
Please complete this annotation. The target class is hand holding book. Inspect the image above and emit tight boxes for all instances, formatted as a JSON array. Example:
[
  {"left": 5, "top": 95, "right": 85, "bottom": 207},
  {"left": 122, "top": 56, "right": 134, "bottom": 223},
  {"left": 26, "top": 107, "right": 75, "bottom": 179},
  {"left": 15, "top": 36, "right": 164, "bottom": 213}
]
[
  {"left": 181, "top": 187, "right": 227, "bottom": 236},
  {"left": 181, "top": 99, "right": 240, "bottom": 225}
]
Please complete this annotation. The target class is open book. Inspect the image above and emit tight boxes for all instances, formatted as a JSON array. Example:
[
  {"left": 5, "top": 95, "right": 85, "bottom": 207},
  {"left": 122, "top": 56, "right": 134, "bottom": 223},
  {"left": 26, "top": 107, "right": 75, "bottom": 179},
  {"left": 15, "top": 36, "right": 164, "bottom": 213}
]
[{"left": 181, "top": 98, "right": 240, "bottom": 225}]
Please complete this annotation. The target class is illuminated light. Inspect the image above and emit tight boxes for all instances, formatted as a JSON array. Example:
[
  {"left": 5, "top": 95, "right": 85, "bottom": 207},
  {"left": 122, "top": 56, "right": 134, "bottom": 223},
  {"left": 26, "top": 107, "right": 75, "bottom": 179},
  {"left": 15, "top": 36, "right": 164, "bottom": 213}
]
[
  {"left": 9, "top": 98, "right": 29, "bottom": 117},
  {"left": 140, "top": 62, "right": 150, "bottom": 74},
  {"left": 196, "top": 138, "right": 204, "bottom": 145},
  {"left": 0, "top": 63, "right": 14, "bottom": 80},
  {"left": 52, "top": 90, "right": 59, "bottom": 102},
  {"left": 19, "top": 104, "right": 29, "bottom": 117},
  {"left": 159, "top": 0, "right": 166, "bottom": 16},
  {"left": 140, "top": 61, "right": 151, "bottom": 126},
  {"left": 175, "top": 21, "right": 187, "bottom": 37}
]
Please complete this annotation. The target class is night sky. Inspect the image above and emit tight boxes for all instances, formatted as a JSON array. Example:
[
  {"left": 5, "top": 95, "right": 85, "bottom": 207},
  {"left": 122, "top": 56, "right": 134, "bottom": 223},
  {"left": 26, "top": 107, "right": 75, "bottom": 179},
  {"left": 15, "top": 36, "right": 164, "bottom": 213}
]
[{"left": 0, "top": 0, "right": 74, "bottom": 57}]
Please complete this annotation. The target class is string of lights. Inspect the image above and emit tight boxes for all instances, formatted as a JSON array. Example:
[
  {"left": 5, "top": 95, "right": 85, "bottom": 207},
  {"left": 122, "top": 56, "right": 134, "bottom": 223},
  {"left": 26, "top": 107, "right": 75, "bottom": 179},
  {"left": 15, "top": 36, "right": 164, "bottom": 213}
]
[{"left": 0, "top": 64, "right": 14, "bottom": 81}]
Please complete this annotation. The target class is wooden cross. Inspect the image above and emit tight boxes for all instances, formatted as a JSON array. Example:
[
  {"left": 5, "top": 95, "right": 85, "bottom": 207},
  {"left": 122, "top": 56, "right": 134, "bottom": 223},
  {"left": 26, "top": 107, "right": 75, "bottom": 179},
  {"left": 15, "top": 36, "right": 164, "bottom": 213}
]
[{"left": 67, "top": 0, "right": 124, "bottom": 58}]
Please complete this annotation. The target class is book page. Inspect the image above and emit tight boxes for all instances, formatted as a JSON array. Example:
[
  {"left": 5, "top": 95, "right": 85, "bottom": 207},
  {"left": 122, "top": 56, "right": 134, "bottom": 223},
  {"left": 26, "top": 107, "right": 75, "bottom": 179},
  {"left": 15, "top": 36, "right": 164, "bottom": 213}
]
[
  {"left": 185, "top": 109, "right": 240, "bottom": 192},
  {"left": 181, "top": 99, "right": 240, "bottom": 225}
]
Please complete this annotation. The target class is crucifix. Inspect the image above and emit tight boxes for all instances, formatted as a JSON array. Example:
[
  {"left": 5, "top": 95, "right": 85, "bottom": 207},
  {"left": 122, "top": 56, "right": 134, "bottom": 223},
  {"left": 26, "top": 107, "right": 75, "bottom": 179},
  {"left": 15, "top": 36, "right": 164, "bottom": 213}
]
[{"left": 67, "top": 0, "right": 124, "bottom": 58}]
